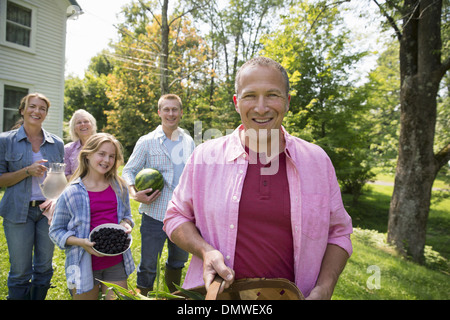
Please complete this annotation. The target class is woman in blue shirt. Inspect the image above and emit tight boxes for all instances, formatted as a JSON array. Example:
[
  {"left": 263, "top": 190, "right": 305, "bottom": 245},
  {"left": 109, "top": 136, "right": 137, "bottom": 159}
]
[{"left": 0, "top": 93, "right": 64, "bottom": 300}]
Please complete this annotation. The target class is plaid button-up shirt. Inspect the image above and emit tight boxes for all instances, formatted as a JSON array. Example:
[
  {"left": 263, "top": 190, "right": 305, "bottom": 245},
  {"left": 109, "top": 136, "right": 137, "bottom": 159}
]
[
  {"left": 122, "top": 125, "right": 195, "bottom": 222},
  {"left": 49, "top": 178, "right": 135, "bottom": 294}
]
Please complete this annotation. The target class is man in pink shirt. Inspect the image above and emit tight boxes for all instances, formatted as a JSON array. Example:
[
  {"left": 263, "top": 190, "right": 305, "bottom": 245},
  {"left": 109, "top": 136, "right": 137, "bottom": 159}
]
[{"left": 163, "top": 57, "right": 353, "bottom": 299}]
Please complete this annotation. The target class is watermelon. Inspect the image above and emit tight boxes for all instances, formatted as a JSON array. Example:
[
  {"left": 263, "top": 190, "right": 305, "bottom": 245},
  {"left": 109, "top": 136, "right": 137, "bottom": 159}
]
[{"left": 134, "top": 168, "right": 164, "bottom": 195}]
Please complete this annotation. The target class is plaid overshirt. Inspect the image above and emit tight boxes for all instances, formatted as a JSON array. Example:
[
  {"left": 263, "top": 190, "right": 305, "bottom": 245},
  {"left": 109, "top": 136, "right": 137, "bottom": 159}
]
[
  {"left": 49, "top": 178, "right": 135, "bottom": 294},
  {"left": 122, "top": 125, "right": 195, "bottom": 222}
]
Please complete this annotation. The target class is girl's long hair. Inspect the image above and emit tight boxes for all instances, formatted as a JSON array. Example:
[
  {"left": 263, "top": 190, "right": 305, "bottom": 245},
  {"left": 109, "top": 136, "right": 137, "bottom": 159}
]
[{"left": 71, "top": 133, "right": 127, "bottom": 198}]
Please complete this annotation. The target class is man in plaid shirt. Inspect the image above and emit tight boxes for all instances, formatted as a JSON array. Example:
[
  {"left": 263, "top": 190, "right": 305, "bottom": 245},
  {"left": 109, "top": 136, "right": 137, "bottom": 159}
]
[{"left": 122, "top": 94, "right": 195, "bottom": 295}]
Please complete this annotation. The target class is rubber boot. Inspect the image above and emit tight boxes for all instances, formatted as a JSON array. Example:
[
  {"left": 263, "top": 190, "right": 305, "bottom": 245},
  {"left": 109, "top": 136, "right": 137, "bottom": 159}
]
[
  {"left": 6, "top": 285, "right": 32, "bottom": 300},
  {"left": 30, "top": 285, "right": 50, "bottom": 300},
  {"left": 164, "top": 268, "right": 182, "bottom": 293},
  {"left": 6, "top": 292, "right": 30, "bottom": 300},
  {"left": 137, "top": 285, "right": 152, "bottom": 297}
]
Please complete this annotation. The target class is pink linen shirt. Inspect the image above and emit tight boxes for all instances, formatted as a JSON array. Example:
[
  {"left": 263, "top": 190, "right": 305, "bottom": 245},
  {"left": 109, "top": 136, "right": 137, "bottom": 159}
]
[{"left": 163, "top": 125, "right": 353, "bottom": 297}]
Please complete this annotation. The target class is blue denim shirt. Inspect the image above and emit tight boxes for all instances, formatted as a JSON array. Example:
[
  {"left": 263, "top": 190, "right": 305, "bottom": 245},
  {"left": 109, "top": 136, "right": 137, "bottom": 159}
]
[{"left": 0, "top": 125, "right": 64, "bottom": 223}]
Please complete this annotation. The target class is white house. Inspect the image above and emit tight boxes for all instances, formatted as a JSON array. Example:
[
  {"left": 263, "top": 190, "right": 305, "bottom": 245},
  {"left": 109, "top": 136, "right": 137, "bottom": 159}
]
[{"left": 0, "top": 0, "right": 81, "bottom": 137}]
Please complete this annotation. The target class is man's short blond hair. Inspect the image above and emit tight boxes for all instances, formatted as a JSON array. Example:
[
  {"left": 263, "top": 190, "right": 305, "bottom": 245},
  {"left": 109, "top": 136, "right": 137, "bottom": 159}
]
[{"left": 158, "top": 94, "right": 182, "bottom": 110}]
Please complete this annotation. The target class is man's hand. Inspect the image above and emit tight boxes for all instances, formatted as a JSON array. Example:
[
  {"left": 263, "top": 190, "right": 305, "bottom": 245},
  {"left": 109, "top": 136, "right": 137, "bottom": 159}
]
[
  {"left": 305, "top": 285, "right": 332, "bottom": 300},
  {"left": 129, "top": 185, "right": 161, "bottom": 205},
  {"left": 170, "top": 222, "right": 235, "bottom": 294},
  {"left": 203, "top": 249, "right": 235, "bottom": 293}
]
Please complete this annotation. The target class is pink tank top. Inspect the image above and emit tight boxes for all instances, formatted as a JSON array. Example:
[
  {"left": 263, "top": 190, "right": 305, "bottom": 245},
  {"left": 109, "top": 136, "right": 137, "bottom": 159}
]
[{"left": 89, "top": 185, "right": 123, "bottom": 270}]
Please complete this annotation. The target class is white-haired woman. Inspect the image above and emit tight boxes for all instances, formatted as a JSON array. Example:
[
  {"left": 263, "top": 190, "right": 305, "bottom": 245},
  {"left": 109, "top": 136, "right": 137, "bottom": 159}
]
[{"left": 64, "top": 109, "right": 97, "bottom": 180}]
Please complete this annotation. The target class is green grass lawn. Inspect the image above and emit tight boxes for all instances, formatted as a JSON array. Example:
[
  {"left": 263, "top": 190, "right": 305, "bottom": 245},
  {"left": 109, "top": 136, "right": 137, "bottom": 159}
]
[
  {"left": 336, "top": 178, "right": 450, "bottom": 300},
  {"left": 0, "top": 176, "right": 448, "bottom": 300},
  {"left": 333, "top": 227, "right": 449, "bottom": 299}
]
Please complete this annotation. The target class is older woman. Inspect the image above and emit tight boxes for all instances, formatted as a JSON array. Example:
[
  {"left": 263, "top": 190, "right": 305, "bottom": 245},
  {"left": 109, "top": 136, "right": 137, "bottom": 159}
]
[
  {"left": 0, "top": 93, "right": 64, "bottom": 300},
  {"left": 64, "top": 109, "right": 97, "bottom": 180}
]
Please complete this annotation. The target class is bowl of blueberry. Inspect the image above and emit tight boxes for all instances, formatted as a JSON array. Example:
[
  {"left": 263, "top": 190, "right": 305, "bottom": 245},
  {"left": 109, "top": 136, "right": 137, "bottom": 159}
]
[{"left": 89, "top": 223, "right": 132, "bottom": 256}]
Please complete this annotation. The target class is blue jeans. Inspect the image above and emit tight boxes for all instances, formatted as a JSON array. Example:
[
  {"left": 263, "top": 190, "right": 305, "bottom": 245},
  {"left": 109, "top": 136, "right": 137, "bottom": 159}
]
[
  {"left": 137, "top": 214, "right": 189, "bottom": 289},
  {"left": 3, "top": 206, "right": 54, "bottom": 299}
]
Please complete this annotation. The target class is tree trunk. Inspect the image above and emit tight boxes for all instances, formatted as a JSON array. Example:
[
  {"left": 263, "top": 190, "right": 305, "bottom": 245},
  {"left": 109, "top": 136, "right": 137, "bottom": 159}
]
[
  {"left": 160, "top": 0, "right": 170, "bottom": 95},
  {"left": 387, "top": 0, "right": 448, "bottom": 263},
  {"left": 387, "top": 74, "right": 439, "bottom": 263}
]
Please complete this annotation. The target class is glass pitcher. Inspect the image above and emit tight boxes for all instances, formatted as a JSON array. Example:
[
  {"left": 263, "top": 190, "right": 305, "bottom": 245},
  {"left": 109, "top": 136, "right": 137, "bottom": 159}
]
[{"left": 39, "top": 163, "right": 68, "bottom": 199}]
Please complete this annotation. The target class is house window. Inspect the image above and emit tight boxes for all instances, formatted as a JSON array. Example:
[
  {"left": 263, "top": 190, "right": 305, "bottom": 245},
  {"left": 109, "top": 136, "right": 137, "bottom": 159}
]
[
  {"left": 6, "top": 1, "right": 32, "bottom": 47},
  {"left": 3, "top": 85, "right": 28, "bottom": 131}
]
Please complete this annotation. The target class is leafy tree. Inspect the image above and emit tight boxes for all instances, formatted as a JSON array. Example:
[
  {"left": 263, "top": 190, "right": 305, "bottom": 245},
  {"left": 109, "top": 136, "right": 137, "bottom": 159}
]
[
  {"left": 134, "top": 0, "right": 208, "bottom": 94},
  {"left": 104, "top": 6, "right": 211, "bottom": 157},
  {"left": 200, "top": 0, "right": 285, "bottom": 118},
  {"left": 64, "top": 76, "right": 84, "bottom": 122},
  {"left": 64, "top": 51, "right": 113, "bottom": 135},
  {"left": 261, "top": 0, "right": 374, "bottom": 201},
  {"left": 364, "top": 41, "right": 401, "bottom": 172}
]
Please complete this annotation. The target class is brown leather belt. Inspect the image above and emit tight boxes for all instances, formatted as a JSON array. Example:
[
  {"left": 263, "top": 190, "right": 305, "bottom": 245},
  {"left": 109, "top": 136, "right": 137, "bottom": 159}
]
[{"left": 30, "top": 200, "right": 45, "bottom": 207}]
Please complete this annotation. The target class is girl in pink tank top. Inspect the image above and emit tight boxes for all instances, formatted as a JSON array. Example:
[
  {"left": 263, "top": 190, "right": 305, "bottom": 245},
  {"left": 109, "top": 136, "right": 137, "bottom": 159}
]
[{"left": 51, "top": 133, "right": 134, "bottom": 300}]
